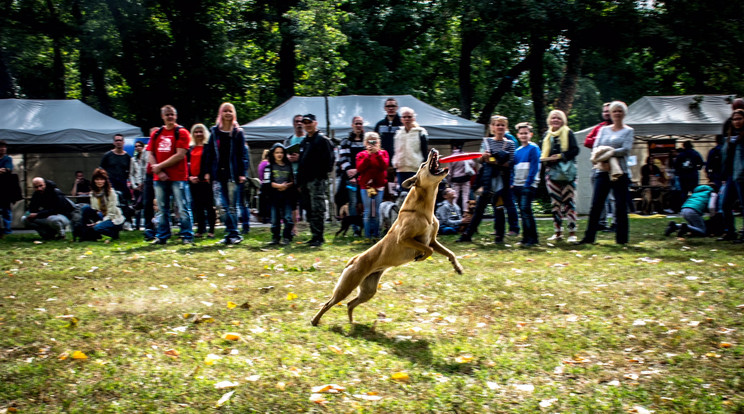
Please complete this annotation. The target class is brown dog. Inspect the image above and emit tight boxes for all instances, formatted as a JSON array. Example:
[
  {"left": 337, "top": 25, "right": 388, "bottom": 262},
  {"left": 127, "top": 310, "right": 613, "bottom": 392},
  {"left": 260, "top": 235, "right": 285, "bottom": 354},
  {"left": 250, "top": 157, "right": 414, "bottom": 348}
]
[
  {"left": 459, "top": 199, "right": 477, "bottom": 233},
  {"left": 311, "top": 149, "right": 463, "bottom": 326}
]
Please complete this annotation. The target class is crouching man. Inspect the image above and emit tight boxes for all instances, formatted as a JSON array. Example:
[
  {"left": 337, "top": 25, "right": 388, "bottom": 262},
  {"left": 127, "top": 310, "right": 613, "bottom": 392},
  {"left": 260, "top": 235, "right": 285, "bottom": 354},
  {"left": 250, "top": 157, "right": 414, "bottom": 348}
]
[{"left": 23, "top": 177, "right": 73, "bottom": 240}]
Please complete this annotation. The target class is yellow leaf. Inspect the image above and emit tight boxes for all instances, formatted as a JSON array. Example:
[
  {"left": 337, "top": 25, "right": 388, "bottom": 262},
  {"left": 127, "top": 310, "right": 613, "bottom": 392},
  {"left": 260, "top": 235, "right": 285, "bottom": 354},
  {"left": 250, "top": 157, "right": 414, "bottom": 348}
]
[
  {"left": 85, "top": 251, "right": 93, "bottom": 255},
  {"left": 455, "top": 355, "right": 474, "bottom": 363},
  {"left": 276, "top": 381, "right": 286, "bottom": 390},
  {"left": 328, "top": 345, "right": 343, "bottom": 354},
  {"left": 719, "top": 342, "right": 733, "bottom": 348},
  {"left": 205, "top": 354, "right": 222, "bottom": 365},
  {"left": 287, "top": 292, "right": 298, "bottom": 301},
  {"left": 71, "top": 351, "right": 88, "bottom": 360},
  {"left": 58, "top": 351, "right": 69, "bottom": 360},
  {"left": 222, "top": 332, "right": 242, "bottom": 341},
  {"left": 227, "top": 301, "right": 237, "bottom": 309},
  {"left": 391, "top": 372, "right": 410, "bottom": 382}
]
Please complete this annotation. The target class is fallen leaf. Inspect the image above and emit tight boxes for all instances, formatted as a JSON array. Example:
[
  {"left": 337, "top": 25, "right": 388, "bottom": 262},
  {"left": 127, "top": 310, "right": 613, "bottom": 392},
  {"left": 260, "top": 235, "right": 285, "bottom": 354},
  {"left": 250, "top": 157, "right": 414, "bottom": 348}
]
[
  {"left": 719, "top": 342, "right": 733, "bottom": 348},
  {"left": 309, "top": 393, "right": 327, "bottom": 404},
  {"left": 215, "top": 391, "right": 235, "bottom": 407},
  {"left": 328, "top": 345, "right": 343, "bottom": 354},
  {"left": 539, "top": 399, "right": 557, "bottom": 408},
  {"left": 455, "top": 355, "right": 474, "bottom": 363},
  {"left": 354, "top": 393, "right": 383, "bottom": 401},
  {"left": 286, "top": 292, "right": 298, "bottom": 300},
  {"left": 222, "top": 332, "right": 242, "bottom": 341},
  {"left": 164, "top": 349, "right": 180, "bottom": 357},
  {"left": 214, "top": 380, "right": 239, "bottom": 389},
  {"left": 311, "top": 384, "right": 346, "bottom": 393},
  {"left": 391, "top": 372, "right": 410, "bottom": 382},
  {"left": 71, "top": 350, "right": 88, "bottom": 360},
  {"left": 227, "top": 301, "right": 237, "bottom": 309},
  {"left": 514, "top": 384, "right": 534, "bottom": 392},
  {"left": 204, "top": 354, "right": 222, "bottom": 365}
]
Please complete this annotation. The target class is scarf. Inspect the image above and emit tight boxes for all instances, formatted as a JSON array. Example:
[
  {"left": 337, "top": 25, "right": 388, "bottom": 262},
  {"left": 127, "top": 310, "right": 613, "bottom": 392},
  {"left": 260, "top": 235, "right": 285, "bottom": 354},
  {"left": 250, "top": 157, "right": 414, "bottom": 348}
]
[
  {"left": 92, "top": 190, "right": 108, "bottom": 217},
  {"left": 541, "top": 125, "right": 570, "bottom": 160}
]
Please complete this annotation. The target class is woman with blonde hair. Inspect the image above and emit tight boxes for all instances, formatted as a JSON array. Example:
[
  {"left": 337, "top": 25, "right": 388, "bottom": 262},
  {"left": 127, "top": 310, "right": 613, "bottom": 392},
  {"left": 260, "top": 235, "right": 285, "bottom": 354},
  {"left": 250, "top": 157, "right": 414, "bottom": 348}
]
[
  {"left": 541, "top": 109, "right": 580, "bottom": 243},
  {"left": 188, "top": 123, "right": 216, "bottom": 238},
  {"left": 203, "top": 102, "right": 249, "bottom": 245}
]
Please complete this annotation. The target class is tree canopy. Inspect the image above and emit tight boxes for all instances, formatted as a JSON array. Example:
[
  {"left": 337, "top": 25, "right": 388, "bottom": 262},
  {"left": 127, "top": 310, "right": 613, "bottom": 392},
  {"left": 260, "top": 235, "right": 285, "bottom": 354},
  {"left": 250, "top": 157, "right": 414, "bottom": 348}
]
[{"left": 1, "top": 0, "right": 742, "bottom": 134}]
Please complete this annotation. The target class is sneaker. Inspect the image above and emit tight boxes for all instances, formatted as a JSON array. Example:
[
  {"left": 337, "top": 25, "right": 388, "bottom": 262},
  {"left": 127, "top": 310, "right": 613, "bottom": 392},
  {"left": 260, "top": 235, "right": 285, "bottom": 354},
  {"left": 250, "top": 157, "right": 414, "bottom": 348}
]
[
  {"left": 494, "top": 237, "right": 504, "bottom": 244},
  {"left": 567, "top": 235, "right": 578, "bottom": 243},
  {"left": 123, "top": 222, "right": 133, "bottom": 231},
  {"left": 150, "top": 238, "right": 167, "bottom": 245},
  {"left": 455, "top": 235, "right": 472, "bottom": 243},
  {"left": 308, "top": 239, "right": 323, "bottom": 247},
  {"left": 547, "top": 233, "right": 562, "bottom": 242},
  {"left": 664, "top": 221, "right": 677, "bottom": 237},
  {"left": 182, "top": 238, "right": 194, "bottom": 245},
  {"left": 677, "top": 223, "right": 689, "bottom": 238},
  {"left": 281, "top": 238, "right": 291, "bottom": 245},
  {"left": 507, "top": 231, "right": 519, "bottom": 237},
  {"left": 267, "top": 239, "right": 280, "bottom": 246}
]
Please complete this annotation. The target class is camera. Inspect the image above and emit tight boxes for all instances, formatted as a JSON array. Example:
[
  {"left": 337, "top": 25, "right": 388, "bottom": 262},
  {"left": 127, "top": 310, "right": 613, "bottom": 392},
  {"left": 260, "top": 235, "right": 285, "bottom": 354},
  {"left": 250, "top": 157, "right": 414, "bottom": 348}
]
[{"left": 368, "top": 140, "right": 378, "bottom": 145}]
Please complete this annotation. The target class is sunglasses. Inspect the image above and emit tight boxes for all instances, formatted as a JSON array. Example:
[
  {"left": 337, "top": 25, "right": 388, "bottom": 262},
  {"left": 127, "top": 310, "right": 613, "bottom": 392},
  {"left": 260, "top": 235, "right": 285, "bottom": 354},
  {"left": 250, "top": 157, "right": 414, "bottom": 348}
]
[
  {"left": 401, "top": 115, "right": 413, "bottom": 119},
  {"left": 385, "top": 105, "right": 397, "bottom": 108}
]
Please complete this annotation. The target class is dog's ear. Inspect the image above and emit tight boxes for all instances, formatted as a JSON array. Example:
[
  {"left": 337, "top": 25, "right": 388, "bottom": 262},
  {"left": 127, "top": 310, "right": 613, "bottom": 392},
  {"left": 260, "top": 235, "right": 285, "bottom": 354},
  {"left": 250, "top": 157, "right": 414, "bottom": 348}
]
[{"left": 401, "top": 175, "right": 417, "bottom": 189}]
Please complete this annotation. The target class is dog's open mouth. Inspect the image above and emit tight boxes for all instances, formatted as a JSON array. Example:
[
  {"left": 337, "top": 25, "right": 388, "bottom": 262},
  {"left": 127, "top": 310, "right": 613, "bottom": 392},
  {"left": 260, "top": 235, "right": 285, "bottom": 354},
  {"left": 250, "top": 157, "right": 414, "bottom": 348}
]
[{"left": 428, "top": 149, "right": 448, "bottom": 176}]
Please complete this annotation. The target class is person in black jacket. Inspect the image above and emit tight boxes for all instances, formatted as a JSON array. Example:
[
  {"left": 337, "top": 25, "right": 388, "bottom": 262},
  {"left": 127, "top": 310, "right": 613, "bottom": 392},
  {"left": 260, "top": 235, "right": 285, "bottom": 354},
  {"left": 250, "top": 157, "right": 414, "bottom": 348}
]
[
  {"left": 22, "top": 177, "right": 73, "bottom": 240},
  {"left": 297, "top": 114, "right": 335, "bottom": 247}
]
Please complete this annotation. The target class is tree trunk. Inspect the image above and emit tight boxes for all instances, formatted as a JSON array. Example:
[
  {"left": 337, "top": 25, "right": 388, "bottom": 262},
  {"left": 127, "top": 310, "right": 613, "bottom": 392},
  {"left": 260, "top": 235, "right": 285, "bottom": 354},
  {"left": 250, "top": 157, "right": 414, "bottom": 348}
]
[
  {"left": 0, "top": 49, "right": 15, "bottom": 98},
  {"left": 276, "top": 0, "right": 299, "bottom": 105},
  {"left": 553, "top": 37, "right": 583, "bottom": 114},
  {"left": 529, "top": 45, "right": 547, "bottom": 135},
  {"left": 45, "top": 0, "right": 66, "bottom": 98},
  {"left": 458, "top": 26, "right": 482, "bottom": 120},
  {"left": 476, "top": 42, "right": 547, "bottom": 126}
]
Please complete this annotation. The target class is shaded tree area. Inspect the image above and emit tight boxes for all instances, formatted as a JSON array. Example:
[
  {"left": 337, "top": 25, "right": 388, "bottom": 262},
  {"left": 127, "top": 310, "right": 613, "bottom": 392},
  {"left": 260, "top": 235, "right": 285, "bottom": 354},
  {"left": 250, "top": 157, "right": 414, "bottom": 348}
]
[{"left": 0, "top": 0, "right": 742, "bottom": 133}]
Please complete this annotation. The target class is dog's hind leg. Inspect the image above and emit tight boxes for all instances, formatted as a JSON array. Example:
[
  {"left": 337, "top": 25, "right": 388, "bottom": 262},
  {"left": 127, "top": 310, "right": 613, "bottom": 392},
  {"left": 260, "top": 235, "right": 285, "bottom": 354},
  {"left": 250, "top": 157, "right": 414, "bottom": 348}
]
[
  {"left": 311, "top": 257, "right": 368, "bottom": 326},
  {"left": 346, "top": 270, "right": 383, "bottom": 324}
]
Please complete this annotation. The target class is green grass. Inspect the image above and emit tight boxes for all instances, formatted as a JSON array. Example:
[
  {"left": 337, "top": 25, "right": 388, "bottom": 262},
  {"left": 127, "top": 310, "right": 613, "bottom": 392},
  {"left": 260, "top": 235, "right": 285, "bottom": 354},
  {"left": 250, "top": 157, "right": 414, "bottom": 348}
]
[{"left": 1, "top": 218, "right": 743, "bottom": 413}]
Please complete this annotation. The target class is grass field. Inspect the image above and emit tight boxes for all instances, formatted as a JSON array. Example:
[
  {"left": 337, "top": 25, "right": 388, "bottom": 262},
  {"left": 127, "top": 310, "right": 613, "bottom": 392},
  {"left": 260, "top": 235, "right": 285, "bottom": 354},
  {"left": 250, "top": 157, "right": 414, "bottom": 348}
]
[{"left": 1, "top": 217, "right": 743, "bottom": 413}]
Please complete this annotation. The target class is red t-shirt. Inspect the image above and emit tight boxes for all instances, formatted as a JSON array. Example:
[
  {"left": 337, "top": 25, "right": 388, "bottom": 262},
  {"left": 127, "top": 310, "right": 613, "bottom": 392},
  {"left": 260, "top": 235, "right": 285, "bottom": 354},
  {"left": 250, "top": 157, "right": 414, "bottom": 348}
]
[
  {"left": 189, "top": 146, "right": 204, "bottom": 177},
  {"left": 147, "top": 126, "right": 191, "bottom": 182},
  {"left": 356, "top": 150, "right": 389, "bottom": 189}
]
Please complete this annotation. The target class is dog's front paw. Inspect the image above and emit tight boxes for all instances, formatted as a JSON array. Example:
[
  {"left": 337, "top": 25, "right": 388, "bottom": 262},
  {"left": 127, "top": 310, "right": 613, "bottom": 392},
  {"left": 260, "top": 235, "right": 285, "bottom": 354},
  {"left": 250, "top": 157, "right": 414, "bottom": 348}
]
[{"left": 453, "top": 262, "right": 464, "bottom": 275}]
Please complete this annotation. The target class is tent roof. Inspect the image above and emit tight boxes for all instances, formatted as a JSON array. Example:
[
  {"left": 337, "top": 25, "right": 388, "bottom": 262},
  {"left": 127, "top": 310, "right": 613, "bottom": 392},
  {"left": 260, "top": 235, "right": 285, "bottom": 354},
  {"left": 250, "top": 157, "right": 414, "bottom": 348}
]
[
  {"left": 624, "top": 95, "right": 734, "bottom": 137},
  {"left": 241, "top": 95, "right": 485, "bottom": 142},
  {"left": 0, "top": 99, "right": 142, "bottom": 152}
]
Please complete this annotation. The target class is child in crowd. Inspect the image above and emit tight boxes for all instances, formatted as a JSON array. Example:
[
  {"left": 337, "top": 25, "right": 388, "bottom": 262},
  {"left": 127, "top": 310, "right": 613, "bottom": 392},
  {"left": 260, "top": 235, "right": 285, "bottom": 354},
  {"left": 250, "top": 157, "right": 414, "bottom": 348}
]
[
  {"left": 436, "top": 188, "right": 463, "bottom": 234},
  {"left": 263, "top": 143, "right": 295, "bottom": 245},
  {"left": 664, "top": 184, "right": 718, "bottom": 237},
  {"left": 512, "top": 122, "right": 541, "bottom": 246}
]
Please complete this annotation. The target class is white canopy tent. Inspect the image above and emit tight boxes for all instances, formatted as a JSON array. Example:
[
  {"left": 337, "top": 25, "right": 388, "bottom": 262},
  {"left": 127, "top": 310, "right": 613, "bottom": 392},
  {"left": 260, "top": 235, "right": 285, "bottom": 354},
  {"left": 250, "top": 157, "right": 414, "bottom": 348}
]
[
  {"left": 241, "top": 95, "right": 485, "bottom": 142},
  {"left": 573, "top": 94, "right": 734, "bottom": 214},
  {"left": 0, "top": 99, "right": 142, "bottom": 152}
]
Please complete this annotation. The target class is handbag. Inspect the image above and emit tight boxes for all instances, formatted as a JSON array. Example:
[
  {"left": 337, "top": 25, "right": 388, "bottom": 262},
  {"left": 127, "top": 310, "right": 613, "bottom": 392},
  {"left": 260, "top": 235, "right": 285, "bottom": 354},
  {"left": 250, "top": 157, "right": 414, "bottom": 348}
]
[{"left": 548, "top": 160, "right": 577, "bottom": 183}]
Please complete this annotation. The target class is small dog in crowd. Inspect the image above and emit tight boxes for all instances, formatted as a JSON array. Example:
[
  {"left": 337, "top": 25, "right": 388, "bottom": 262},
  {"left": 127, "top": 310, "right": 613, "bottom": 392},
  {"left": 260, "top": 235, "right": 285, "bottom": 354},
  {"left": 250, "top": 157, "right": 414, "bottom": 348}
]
[
  {"left": 379, "top": 200, "right": 399, "bottom": 236},
  {"left": 335, "top": 203, "right": 363, "bottom": 237},
  {"left": 459, "top": 199, "right": 477, "bottom": 233},
  {"left": 312, "top": 149, "right": 463, "bottom": 326}
]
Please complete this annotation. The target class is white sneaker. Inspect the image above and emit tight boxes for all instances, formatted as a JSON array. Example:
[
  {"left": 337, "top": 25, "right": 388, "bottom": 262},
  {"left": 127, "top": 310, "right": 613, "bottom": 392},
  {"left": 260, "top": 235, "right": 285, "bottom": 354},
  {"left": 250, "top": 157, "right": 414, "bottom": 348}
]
[
  {"left": 123, "top": 222, "right": 133, "bottom": 231},
  {"left": 567, "top": 235, "right": 578, "bottom": 243},
  {"left": 547, "top": 233, "right": 562, "bottom": 242}
]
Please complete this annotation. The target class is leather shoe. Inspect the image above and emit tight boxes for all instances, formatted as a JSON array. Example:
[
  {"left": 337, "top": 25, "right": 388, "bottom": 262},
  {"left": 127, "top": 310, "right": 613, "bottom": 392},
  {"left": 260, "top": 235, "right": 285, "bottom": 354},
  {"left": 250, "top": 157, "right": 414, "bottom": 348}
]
[{"left": 455, "top": 235, "right": 472, "bottom": 243}]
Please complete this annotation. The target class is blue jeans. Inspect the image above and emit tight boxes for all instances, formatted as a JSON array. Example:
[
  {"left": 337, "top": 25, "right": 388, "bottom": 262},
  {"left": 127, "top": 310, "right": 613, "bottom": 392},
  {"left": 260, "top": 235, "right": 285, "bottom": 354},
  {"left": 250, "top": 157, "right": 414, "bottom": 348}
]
[
  {"left": 513, "top": 186, "right": 538, "bottom": 244},
  {"left": 721, "top": 177, "right": 744, "bottom": 236},
  {"left": 270, "top": 194, "right": 294, "bottom": 240},
  {"left": 583, "top": 172, "right": 629, "bottom": 244},
  {"left": 82, "top": 206, "right": 122, "bottom": 239},
  {"left": 153, "top": 180, "right": 193, "bottom": 241},
  {"left": 238, "top": 185, "right": 250, "bottom": 233},
  {"left": 213, "top": 181, "right": 243, "bottom": 239},
  {"left": 502, "top": 185, "right": 520, "bottom": 234},
  {"left": 396, "top": 171, "right": 415, "bottom": 193},
  {"left": 347, "top": 185, "right": 360, "bottom": 234},
  {"left": 360, "top": 188, "right": 383, "bottom": 238},
  {"left": 1, "top": 205, "right": 11, "bottom": 234}
]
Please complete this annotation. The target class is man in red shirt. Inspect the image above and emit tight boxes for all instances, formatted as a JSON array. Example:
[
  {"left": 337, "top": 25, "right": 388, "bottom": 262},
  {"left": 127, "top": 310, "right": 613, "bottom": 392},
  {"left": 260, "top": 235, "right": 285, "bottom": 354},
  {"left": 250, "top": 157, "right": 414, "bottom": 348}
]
[{"left": 146, "top": 105, "right": 194, "bottom": 244}]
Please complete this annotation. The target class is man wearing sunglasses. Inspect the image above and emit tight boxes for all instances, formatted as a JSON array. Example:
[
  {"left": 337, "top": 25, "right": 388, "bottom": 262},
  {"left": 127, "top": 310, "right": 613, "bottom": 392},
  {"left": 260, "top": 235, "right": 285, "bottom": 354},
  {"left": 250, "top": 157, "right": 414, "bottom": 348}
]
[{"left": 374, "top": 98, "right": 403, "bottom": 197}]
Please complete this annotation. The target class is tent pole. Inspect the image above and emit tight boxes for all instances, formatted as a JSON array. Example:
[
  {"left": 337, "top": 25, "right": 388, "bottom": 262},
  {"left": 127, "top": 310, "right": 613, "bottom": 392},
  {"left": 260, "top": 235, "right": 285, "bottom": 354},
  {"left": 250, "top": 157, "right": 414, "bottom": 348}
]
[{"left": 324, "top": 94, "right": 335, "bottom": 224}]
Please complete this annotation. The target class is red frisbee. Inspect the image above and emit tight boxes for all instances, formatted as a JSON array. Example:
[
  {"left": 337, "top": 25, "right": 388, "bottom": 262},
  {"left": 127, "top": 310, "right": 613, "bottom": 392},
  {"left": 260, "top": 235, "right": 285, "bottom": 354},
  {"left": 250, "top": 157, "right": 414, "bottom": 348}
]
[{"left": 439, "top": 152, "right": 482, "bottom": 163}]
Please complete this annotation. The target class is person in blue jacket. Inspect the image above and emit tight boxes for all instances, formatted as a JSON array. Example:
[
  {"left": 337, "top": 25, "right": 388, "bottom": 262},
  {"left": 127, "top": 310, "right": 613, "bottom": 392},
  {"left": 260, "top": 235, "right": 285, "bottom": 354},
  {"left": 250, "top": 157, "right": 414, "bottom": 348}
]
[{"left": 512, "top": 122, "right": 541, "bottom": 246}]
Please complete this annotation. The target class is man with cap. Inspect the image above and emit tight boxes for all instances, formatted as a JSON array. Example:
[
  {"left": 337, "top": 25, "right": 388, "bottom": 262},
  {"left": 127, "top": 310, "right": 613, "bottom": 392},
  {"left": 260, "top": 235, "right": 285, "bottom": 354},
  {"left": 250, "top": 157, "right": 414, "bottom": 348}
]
[{"left": 297, "top": 114, "right": 335, "bottom": 247}]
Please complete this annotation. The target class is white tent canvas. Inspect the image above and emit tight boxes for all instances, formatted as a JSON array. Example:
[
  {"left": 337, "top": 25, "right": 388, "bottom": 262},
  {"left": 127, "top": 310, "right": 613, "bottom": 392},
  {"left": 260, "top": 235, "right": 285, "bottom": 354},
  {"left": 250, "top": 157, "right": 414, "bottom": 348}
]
[
  {"left": 0, "top": 99, "right": 142, "bottom": 152},
  {"left": 241, "top": 95, "right": 485, "bottom": 142},
  {"left": 572, "top": 94, "right": 733, "bottom": 214}
]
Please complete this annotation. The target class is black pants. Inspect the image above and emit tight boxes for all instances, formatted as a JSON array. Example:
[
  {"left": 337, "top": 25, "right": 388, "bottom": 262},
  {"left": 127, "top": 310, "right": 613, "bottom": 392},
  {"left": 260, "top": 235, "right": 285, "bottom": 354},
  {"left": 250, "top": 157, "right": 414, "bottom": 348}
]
[{"left": 584, "top": 172, "right": 629, "bottom": 244}]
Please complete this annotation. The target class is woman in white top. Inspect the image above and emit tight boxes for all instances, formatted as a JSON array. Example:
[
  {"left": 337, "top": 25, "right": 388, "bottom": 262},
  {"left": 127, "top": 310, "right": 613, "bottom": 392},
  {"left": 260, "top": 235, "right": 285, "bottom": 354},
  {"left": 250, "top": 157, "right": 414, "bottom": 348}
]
[{"left": 579, "top": 101, "right": 634, "bottom": 245}]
